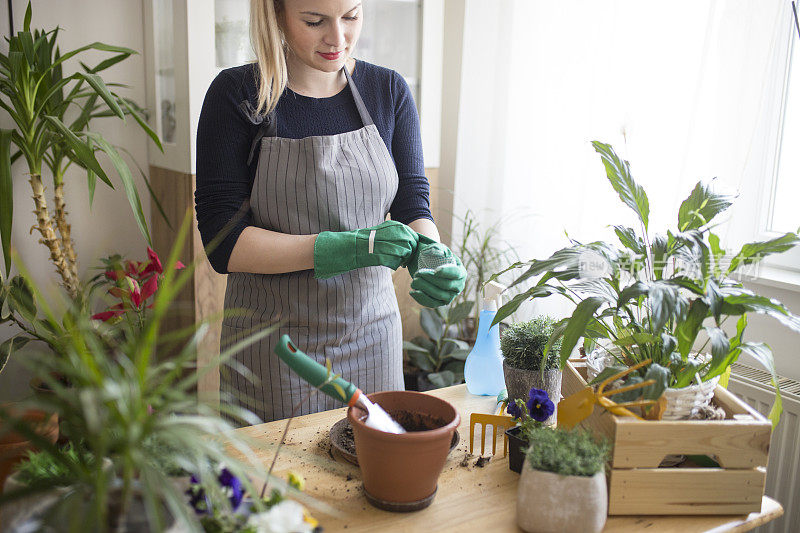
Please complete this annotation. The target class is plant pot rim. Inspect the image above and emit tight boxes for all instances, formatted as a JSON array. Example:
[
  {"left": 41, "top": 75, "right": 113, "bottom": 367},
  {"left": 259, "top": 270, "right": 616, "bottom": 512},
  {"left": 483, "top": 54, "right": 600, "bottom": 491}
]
[
  {"left": 502, "top": 360, "right": 561, "bottom": 373},
  {"left": 347, "top": 391, "right": 460, "bottom": 442},
  {"left": 522, "top": 462, "right": 606, "bottom": 481}
]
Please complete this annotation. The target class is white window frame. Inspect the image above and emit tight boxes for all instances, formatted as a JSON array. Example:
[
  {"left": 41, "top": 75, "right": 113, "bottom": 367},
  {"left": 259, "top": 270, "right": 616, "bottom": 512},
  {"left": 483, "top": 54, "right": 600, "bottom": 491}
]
[{"left": 753, "top": 10, "right": 800, "bottom": 279}]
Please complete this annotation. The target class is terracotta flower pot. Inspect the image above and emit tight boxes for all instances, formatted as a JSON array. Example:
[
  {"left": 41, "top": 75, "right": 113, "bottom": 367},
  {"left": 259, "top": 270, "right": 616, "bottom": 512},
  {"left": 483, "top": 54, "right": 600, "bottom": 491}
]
[
  {"left": 347, "top": 390, "right": 460, "bottom": 512},
  {"left": 517, "top": 462, "right": 607, "bottom": 533},
  {"left": 0, "top": 405, "right": 59, "bottom": 492},
  {"left": 502, "top": 362, "right": 562, "bottom": 426}
]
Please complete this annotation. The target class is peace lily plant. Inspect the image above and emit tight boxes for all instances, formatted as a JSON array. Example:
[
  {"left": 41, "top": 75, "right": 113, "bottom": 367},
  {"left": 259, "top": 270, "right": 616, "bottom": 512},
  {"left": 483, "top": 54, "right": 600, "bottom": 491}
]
[
  {"left": 492, "top": 141, "right": 800, "bottom": 425},
  {"left": 0, "top": 2, "right": 163, "bottom": 298}
]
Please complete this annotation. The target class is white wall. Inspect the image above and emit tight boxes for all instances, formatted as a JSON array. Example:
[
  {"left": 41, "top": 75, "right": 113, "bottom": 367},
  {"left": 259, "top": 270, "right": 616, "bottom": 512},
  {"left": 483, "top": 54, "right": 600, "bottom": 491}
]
[{"left": 0, "top": 0, "right": 151, "bottom": 401}]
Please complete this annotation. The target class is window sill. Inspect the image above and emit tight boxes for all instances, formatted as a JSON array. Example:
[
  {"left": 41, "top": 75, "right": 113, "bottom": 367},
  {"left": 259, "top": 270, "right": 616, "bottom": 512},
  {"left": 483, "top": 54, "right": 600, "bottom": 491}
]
[{"left": 740, "top": 265, "right": 800, "bottom": 294}]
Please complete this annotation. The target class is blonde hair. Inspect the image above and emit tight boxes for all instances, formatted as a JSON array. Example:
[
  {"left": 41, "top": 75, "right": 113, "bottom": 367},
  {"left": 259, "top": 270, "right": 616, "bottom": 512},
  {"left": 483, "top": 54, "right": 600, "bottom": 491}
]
[{"left": 250, "top": 0, "right": 288, "bottom": 116}]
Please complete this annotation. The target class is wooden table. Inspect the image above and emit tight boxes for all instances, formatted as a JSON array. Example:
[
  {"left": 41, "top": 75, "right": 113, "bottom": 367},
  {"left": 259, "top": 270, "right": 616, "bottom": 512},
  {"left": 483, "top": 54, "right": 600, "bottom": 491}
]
[{"left": 231, "top": 385, "right": 784, "bottom": 532}]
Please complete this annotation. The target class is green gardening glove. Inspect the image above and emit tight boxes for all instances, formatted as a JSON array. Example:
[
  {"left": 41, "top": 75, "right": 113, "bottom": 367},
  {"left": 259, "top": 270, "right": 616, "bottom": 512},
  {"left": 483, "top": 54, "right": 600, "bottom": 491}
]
[
  {"left": 407, "top": 237, "right": 467, "bottom": 308},
  {"left": 314, "top": 221, "right": 418, "bottom": 279}
]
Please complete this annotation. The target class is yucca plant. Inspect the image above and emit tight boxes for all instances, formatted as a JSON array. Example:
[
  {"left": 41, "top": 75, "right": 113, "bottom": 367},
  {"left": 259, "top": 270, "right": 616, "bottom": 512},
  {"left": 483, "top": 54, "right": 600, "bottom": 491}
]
[
  {"left": 491, "top": 141, "right": 800, "bottom": 425},
  {"left": 0, "top": 216, "right": 276, "bottom": 532},
  {"left": 0, "top": 2, "right": 163, "bottom": 297}
]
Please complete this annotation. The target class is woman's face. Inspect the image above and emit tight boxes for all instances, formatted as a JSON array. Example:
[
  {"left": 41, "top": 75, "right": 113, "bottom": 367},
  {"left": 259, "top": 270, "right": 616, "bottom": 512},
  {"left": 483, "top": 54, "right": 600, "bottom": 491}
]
[{"left": 279, "top": 0, "right": 363, "bottom": 74}]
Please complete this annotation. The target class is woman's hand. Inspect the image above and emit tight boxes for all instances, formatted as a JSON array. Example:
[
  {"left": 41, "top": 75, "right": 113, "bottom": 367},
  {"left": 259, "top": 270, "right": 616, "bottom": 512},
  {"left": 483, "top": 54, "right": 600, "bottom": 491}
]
[
  {"left": 313, "top": 221, "right": 419, "bottom": 279},
  {"left": 406, "top": 235, "right": 467, "bottom": 308}
]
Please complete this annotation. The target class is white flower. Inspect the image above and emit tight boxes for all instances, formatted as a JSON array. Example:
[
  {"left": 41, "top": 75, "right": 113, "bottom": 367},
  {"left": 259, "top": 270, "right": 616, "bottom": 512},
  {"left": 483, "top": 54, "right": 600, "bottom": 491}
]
[{"left": 246, "top": 500, "right": 313, "bottom": 533}]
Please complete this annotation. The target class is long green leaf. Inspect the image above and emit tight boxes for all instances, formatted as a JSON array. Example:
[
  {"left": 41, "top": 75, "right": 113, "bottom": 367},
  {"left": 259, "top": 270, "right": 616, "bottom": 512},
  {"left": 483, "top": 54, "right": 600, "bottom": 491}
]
[
  {"left": 704, "top": 314, "right": 746, "bottom": 381},
  {"left": 79, "top": 72, "right": 125, "bottom": 119},
  {"left": 642, "top": 363, "right": 669, "bottom": 401},
  {"left": 727, "top": 233, "right": 800, "bottom": 274},
  {"left": 592, "top": 141, "right": 650, "bottom": 230},
  {"left": 84, "top": 132, "right": 151, "bottom": 245},
  {"left": 119, "top": 98, "right": 164, "bottom": 152},
  {"left": 559, "top": 296, "right": 605, "bottom": 368},
  {"left": 493, "top": 284, "right": 566, "bottom": 326},
  {"left": 0, "top": 336, "right": 31, "bottom": 374},
  {"left": 678, "top": 181, "right": 733, "bottom": 231},
  {"left": 420, "top": 308, "right": 445, "bottom": 341},
  {"left": 49, "top": 42, "right": 137, "bottom": 73},
  {"left": 0, "top": 130, "right": 13, "bottom": 275},
  {"left": 43, "top": 116, "right": 112, "bottom": 186},
  {"left": 675, "top": 299, "right": 709, "bottom": 357},
  {"left": 738, "top": 342, "right": 782, "bottom": 427},
  {"left": 23, "top": 2, "right": 32, "bottom": 32}
]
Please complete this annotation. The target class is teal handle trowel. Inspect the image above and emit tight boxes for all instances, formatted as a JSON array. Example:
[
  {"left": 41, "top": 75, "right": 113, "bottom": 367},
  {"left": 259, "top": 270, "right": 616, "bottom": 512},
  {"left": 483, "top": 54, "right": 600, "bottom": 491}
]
[{"left": 274, "top": 335, "right": 406, "bottom": 434}]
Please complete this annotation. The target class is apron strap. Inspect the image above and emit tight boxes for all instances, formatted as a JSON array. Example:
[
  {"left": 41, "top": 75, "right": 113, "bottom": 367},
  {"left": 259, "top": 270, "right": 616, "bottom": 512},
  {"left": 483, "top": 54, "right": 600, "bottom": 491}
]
[
  {"left": 247, "top": 64, "right": 373, "bottom": 166},
  {"left": 247, "top": 112, "right": 277, "bottom": 166},
  {"left": 344, "top": 65, "right": 375, "bottom": 127}
]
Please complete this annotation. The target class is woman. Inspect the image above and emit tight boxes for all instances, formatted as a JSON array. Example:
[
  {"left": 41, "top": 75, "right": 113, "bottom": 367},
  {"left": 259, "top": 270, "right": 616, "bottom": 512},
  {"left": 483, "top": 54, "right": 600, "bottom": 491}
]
[{"left": 195, "top": 0, "right": 466, "bottom": 422}]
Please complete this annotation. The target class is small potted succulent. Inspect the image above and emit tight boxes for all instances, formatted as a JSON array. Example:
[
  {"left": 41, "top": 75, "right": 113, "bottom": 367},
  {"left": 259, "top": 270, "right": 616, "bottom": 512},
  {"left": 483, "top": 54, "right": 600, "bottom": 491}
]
[
  {"left": 505, "top": 387, "right": 555, "bottom": 474},
  {"left": 517, "top": 426, "right": 610, "bottom": 533},
  {"left": 501, "top": 317, "right": 562, "bottom": 425}
]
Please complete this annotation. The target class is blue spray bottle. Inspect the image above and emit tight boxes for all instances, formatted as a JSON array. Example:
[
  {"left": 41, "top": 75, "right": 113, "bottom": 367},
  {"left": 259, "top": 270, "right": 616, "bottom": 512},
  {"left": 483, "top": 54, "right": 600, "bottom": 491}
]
[{"left": 464, "top": 281, "right": 506, "bottom": 396}]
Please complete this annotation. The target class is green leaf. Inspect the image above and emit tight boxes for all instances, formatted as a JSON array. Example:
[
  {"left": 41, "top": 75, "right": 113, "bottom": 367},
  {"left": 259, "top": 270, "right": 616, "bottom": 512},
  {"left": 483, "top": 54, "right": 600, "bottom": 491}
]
[
  {"left": 411, "top": 335, "right": 435, "bottom": 354},
  {"left": 446, "top": 300, "right": 474, "bottom": 325},
  {"left": 427, "top": 370, "right": 456, "bottom": 388},
  {"left": 409, "top": 352, "right": 434, "bottom": 372},
  {"left": 678, "top": 181, "right": 733, "bottom": 231},
  {"left": 641, "top": 363, "right": 669, "bottom": 401},
  {"left": 443, "top": 338, "right": 469, "bottom": 351},
  {"left": 727, "top": 233, "right": 800, "bottom": 274},
  {"left": 442, "top": 360, "right": 465, "bottom": 383},
  {"left": 559, "top": 297, "right": 605, "bottom": 368},
  {"left": 592, "top": 141, "right": 650, "bottom": 230},
  {"left": 709, "top": 233, "right": 724, "bottom": 277},
  {"left": 86, "top": 138, "right": 97, "bottom": 206},
  {"left": 119, "top": 98, "right": 163, "bottom": 152},
  {"left": 703, "top": 325, "right": 730, "bottom": 365},
  {"left": 0, "top": 130, "right": 13, "bottom": 275},
  {"left": 23, "top": 2, "right": 32, "bottom": 32},
  {"left": 612, "top": 332, "right": 660, "bottom": 347},
  {"left": 493, "top": 284, "right": 566, "bottom": 326},
  {"left": 43, "top": 116, "right": 113, "bottom": 186},
  {"left": 704, "top": 314, "right": 746, "bottom": 381},
  {"left": 8, "top": 276, "right": 36, "bottom": 322},
  {"left": 420, "top": 308, "right": 445, "bottom": 341},
  {"left": 85, "top": 133, "right": 151, "bottom": 245},
  {"left": 18, "top": 31, "right": 35, "bottom": 66},
  {"left": 614, "top": 225, "right": 644, "bottom": 254},
  {"left": 402, "top": 341, "right": 430, "bottom": 354},
  {"left": 647, "top": 282, "right": 685, "bottom": 333},
  {"left": 0, "top": 336, "right": 31, "bottom": 374},
  {"left": 676, "top": 299, "right": 709, "bottom": 357},
  {"left": 617, "top": 281, "right": 648, "bottom": 308},
  {"left": 507, "top": 247, "right": 585, "bottom": 289},
  {"left": 542, "top": 317, "right": 569, "bottom": 363},
  {"left": 447, "top": 348, "right": 470, "bottom": 361},
  {"left": 721, "top": 288, "right": 800, "bottom": 333},
  {"left": 79, "top": 73, "right": 125, "bottom": 119},
  {"left": 738, "top": 342, "right": 782, "bottom": 427}
]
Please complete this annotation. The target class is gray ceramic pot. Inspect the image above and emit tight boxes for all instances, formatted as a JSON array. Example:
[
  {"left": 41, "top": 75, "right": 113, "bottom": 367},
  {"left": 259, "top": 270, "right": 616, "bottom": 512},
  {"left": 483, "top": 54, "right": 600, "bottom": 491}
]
[
  {"left": 502, "top": 362, "right": 562, "bottom": 426},
  {"left": 517, "top": 464, "right": 607, "bottom": 533}
]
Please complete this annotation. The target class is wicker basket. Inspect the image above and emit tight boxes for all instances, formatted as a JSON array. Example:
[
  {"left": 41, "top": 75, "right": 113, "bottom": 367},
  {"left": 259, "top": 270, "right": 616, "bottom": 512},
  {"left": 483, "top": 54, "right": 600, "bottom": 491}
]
[{"left": 585, "top": 348, "right": 718, "bottom": 420}]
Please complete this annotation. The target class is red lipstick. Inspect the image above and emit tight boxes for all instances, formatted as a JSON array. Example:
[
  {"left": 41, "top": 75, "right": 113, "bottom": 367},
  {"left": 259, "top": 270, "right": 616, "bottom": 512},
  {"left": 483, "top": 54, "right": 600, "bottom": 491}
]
[{"left": 318, "top": 51, "right": 343, "bottom": 61}]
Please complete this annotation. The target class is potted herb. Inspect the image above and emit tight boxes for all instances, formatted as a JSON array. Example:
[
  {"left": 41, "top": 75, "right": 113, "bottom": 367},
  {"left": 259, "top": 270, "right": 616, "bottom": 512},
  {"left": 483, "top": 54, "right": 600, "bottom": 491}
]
[
  {"left": 501, "top": 317, "right": 562, "bottom": 425},
  {"left": 492, "top": 141, "right": 800, "bottom": 423},
  {"left": 402, "top": 303, "right": 473, "bottom": 390},
  {"left": 517, "top": 426, "right": 610, "bottom": 533},
  {"left": 504, "top": 387, "right": 555, "bottom": 473}
]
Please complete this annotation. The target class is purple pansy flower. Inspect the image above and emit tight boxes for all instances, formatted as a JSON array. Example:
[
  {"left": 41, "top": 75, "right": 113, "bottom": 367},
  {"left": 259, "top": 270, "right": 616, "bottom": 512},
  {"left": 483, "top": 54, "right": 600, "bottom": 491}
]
[
  {"left": 527, "top": 387, "right": 555, "bottom": 422},
  {"left": 507, "top": 399, "right": 522, "bottom": 419},
  {"left": 187, "top": 467, "right": 244, "bottom": 514}
]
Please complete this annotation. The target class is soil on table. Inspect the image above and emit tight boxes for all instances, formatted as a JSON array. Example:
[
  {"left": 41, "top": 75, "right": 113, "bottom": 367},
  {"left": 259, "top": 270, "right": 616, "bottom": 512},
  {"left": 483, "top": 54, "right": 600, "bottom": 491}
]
[{"left": 340, "top": 423, "right": 357, "bottom": 455}]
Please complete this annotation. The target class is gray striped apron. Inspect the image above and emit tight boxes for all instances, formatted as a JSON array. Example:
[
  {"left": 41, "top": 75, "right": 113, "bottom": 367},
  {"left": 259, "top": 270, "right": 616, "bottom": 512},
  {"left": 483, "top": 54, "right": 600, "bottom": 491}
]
[{"left": 221, "top": 67, "right": 404, "bottom": 422}]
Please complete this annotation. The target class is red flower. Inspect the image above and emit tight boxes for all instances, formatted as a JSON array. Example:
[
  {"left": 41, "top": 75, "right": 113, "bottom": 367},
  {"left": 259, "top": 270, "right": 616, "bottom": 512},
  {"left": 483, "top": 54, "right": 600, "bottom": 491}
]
[
  {"left": 92, "top": 303, "right": 125, "bottom": 322},
  {"left": 142, "top": 246, "right": 163, "bottom": 276},
  {"left": 141, "top": 274, "right": 158, "bottom": 301}
]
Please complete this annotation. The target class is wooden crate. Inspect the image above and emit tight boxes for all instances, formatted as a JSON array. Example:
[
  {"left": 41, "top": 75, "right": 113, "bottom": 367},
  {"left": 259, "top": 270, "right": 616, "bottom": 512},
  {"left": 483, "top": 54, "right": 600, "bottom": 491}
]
[{"left": 563, "top": 361, "right": 772, "bottom": 515}]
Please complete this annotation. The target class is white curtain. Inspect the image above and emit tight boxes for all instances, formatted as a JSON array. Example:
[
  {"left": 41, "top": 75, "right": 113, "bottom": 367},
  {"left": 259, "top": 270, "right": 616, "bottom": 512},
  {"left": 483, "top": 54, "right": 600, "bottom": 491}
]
[{"left": 450, "top": 0, "right": 794, "bottom": 319}]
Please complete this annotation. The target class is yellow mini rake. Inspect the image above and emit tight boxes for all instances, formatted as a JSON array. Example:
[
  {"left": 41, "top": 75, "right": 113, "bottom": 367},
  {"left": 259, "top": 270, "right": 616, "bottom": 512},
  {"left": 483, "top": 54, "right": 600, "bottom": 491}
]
[
  {"left": 557, "top": 359, "right": 661, "bottom": 429},
  {"left": 469, "top": 390, "right": 517, "bottom": 457}
]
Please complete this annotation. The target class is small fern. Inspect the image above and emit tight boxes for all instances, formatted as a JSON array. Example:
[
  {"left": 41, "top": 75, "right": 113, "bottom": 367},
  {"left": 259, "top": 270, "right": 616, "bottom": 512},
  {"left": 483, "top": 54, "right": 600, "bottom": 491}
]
[
  {"left": 523, "top": 426, "right": 609, "bottom": 477},
  {"left": 500, "top": 316, "right": 561, "bottom": 371}
]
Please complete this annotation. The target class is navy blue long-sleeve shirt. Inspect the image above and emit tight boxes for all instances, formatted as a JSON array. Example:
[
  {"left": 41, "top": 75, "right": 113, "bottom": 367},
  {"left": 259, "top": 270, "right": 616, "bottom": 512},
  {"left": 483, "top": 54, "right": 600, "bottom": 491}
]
[{"left": 195, "top": 59, "right": 433, "bottom": 274}]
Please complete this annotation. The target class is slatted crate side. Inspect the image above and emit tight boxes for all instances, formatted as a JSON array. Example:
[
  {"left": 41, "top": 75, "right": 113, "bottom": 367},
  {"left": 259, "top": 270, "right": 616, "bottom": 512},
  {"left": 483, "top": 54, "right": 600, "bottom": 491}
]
[
  {"left": 608, "top": 468, "right": 767, "bottom": 515},
  {"left": 563, "top": 362, "right": 771, "bottom": 469}
]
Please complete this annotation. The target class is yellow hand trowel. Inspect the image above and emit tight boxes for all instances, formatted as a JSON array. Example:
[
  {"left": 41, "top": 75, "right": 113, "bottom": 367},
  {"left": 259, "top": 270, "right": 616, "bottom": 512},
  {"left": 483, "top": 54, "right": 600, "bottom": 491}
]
[
  {"left": 469, "top": 390, "right": 517, "bottom": 457},
  {"left": 558, "top": 359, "right": 661, "bottom": 429}
]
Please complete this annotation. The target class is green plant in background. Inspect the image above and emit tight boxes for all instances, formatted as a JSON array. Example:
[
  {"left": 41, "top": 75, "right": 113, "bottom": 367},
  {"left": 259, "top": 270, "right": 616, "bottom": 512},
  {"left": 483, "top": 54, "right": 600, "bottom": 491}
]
[
  {"left": 451, "top": 210, "right": 521, "bottom": 340},
  {"left": 403, "top": 302, "right": 473, "bottom": 388},
  {"left": 523, "top": 426, "right": 610, "bottom": 477},
  {"left": 0, "top": 217, "right": 276, "bottom": 532},
  {"left": 500, "top": 316, "right": 562, "bottom": 371},
  {"left": 0, "top": 2, "right": 164, "bottom": 297},
  {"left": 491, "top": 141, "right": 800, "bottom": 425}
]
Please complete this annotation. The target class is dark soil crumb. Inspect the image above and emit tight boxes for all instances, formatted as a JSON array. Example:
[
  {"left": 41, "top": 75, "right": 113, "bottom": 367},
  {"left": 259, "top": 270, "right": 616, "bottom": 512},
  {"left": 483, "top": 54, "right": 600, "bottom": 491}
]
[
  {"left": 346, "top": 473, "right": 354, "bottom": 481},
  {"left": 327, "top": 446, "right": 335, "bottom": 460},
  {"left": 459, "top": 453, "right": 473, "bottom": 468},
  {"left": 474, "top": 456, "right": 491, "bottom": 468}
]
